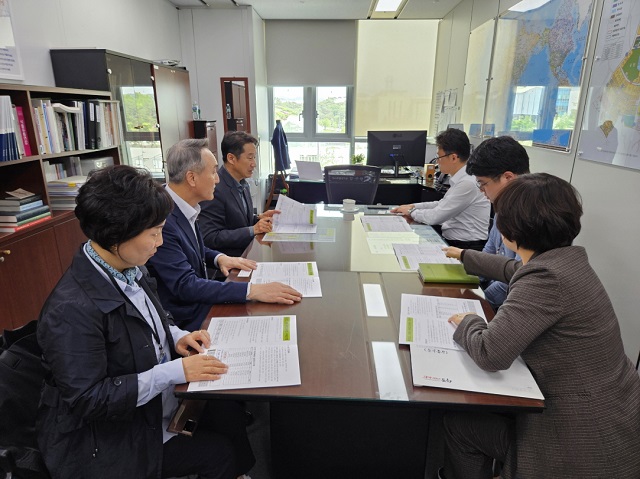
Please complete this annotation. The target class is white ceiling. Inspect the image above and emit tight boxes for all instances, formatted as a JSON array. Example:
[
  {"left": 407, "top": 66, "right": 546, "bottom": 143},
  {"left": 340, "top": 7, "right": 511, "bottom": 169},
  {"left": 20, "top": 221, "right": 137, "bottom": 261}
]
[{"left": 167, "top": 0, "right": 463, "bottom": 20}]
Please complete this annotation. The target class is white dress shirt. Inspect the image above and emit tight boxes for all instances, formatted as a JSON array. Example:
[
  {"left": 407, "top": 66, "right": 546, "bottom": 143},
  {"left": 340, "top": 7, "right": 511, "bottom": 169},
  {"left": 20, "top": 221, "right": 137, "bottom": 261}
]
[{"left": 410, "top": 167, "right": 490, "bottom": 241}]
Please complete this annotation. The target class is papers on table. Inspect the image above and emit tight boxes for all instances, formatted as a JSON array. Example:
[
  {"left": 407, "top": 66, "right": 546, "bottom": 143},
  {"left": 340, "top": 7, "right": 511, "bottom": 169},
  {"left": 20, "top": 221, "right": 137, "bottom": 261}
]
[
  {"left": 263, "top": 227, "right": 336, "bottom": 243},
  {"left": 400, "top": 294, "right": 544, "bottom": 400},
  {"left": 249, "top": 261, "right": 322, "bottom": 297},
  {"left": 399, "top": 294, "right": 486, "bottom": 350},
  {"left": 411, "top": 224, "right": 448, "bottom": 245},
  {"left": 272, "top": 195, "right": 317, "bottom": 233},
  {"left": 366, "top": 232, "right": 420, "bottom": 255},
  {"left": 410, "top": 347, "right": 544, "bottom": 400},
  {"left": 360, "top": 215, "right": 413, "bottom": 232},
  {"left": 393, "top": 243, "right": 459, "bottom": 271},
  {"left": 187, "top": 315, "right": 301, "bottom": 392}
]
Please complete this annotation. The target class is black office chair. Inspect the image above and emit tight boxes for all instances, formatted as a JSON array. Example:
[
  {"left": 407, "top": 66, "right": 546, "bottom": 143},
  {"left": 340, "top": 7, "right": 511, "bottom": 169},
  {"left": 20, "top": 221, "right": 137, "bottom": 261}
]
[
  {"left": 324, "top": 164, "right": 381, "bottom": 205},
  {"left": 0, "top": 320, "right": 51, "bottom": 479}
]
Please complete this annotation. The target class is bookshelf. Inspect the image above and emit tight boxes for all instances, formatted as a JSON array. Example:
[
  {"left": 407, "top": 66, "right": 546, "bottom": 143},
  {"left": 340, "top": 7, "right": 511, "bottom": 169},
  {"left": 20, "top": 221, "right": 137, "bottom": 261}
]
[{"left": 0, "top": 83, "right": 121, "bottom": 331}]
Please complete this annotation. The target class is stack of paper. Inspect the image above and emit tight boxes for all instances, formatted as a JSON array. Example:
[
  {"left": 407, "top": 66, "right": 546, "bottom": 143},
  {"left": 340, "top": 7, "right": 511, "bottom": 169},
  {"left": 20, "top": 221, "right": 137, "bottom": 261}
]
[
  {"left": 188, "top": 315, "right": 301, "bottom": 392},
  {"left": 272, "top": 195, "right": 317, "bottom": 234},
  {"left": 245, "top": 261, "right": 322, "bottom": 297},
  {"left": 399, "top": 294, "right": 543, "bottom": 399}
]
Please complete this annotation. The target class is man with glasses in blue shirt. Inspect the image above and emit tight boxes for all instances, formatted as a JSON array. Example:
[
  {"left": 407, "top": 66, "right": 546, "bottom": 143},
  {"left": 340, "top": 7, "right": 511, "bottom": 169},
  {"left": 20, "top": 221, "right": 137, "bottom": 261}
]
[
  {"left": 392, "top": 128, "right": 490, "bottom": 250},
  {"left": 443, "top": 135, "right": 530, "bottom": 309}
]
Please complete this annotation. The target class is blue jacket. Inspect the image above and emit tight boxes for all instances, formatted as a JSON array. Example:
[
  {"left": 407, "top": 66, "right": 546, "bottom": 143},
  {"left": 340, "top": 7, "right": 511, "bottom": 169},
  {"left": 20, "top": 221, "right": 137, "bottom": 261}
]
[
  {"left": 481, "top": 218, "right": 517, "bottom": 309},
  {"left": 199, "top": 166, "right": 257, "bottom": 257},
  {"left": 37, "top": 250, "right": 176, "bottom": 478},
  {"left": 146, "top": 204, "right": 248, "bottom": 331},
  {"left": 271, "top": 121, "right": 290, "bottom": 171}
]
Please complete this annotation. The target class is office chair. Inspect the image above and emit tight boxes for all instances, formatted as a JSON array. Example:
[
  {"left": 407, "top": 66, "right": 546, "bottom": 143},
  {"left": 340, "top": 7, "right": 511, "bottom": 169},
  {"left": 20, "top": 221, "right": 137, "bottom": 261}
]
[
  {"left": 324, "top": 164, "right": 381, "bottom": 205},
  {"left": 0, "top": 320, "right": 51, "bottom": 479}
]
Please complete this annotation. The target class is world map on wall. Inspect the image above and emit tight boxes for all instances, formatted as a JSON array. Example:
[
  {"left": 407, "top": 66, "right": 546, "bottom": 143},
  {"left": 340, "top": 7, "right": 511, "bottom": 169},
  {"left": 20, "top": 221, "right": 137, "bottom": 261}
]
[{"left": 505, "top": 0, "right": 592, "bottom": 88}]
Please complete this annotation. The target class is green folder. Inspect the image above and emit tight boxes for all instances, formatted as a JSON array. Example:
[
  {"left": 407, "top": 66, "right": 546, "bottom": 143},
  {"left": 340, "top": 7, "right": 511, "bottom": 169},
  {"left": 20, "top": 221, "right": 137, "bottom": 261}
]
[{"left": 418, "top": 263, "right": 480, "bottom": 284}]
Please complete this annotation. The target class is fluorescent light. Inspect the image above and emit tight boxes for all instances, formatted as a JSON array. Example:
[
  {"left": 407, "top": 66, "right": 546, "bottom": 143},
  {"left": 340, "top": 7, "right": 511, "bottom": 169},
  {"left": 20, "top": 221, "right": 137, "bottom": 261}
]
[
  {"left": 509, "top": 0, "right": 552, "bottom": 13},
  {"left": 375, "top": 0, "right": 403, "bottom": 12}
]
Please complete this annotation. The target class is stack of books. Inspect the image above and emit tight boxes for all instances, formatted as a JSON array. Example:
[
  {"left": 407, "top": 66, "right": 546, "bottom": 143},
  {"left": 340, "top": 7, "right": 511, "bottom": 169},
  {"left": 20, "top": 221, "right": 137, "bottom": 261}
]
[
  {"left": 0, "top": 195, "right": 52, "bottom": 233},
  {"left": 47, "top": 175, "right": 86, "bottom": 210},
  {"left": 0, "top": 96, "right": 22, "bottom": 162}
]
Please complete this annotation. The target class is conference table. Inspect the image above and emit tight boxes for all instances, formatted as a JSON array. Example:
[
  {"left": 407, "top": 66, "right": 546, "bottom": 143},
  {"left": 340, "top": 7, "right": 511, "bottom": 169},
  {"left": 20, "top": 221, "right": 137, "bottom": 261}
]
[{"left": 176, "top": 205, "right": 544, "bottom": 479}]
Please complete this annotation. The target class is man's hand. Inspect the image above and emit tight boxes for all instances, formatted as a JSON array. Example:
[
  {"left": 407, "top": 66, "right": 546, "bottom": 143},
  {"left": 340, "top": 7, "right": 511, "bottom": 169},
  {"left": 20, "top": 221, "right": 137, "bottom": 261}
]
[
  {"left": 442, "top": 246, "right": 464, "bottom": 260},
  {"left": 217, "top": 255, "right": 258, "bottom": 276},
  {"left": 248, "top": 282, "right": 302, "bottom": 304},
  {"left": 175, "top": 329, "right": 211, "bottom": 356},
  {"left": 259, "top": 209, "right": 280, "bottom": 220},
  {"left": 182, "top": 353, "right": 228, "bottom": 382},
  {"left": 390, "top": 204, "right": 415, "bottom": 215},
  {"left": 253, "top": 217, "right": 273, "bottom": 235}
]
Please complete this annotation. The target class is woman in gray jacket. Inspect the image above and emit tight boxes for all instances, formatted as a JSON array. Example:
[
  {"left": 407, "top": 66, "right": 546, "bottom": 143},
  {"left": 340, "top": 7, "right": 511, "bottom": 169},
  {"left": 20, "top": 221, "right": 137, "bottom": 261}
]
[{"left": 441, "top": 173, "right": 640, "bottom": 479}]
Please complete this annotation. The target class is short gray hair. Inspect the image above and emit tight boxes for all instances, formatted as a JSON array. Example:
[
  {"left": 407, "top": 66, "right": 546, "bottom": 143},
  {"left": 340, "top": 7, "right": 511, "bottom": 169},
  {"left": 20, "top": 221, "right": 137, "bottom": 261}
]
[{"left": 166, "top": 138, "right": 210, "bottom": 183}]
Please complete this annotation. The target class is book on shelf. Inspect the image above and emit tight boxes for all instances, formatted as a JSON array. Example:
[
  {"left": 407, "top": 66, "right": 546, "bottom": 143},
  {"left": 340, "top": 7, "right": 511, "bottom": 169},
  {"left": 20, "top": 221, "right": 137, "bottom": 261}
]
[
  {"left": 15, "top": 106, "right": 31, "bottom": 157},
  {"left": 0, "top": 213, "right": 53, "bottom": 233},
  {"left": 48, "top": 175, "right": 87, "bottom": 187},
  {"left": 0, "top": 204, "right": 51, "bottom": 223},
  {"left": 0, "top": 194, "right": 43, "bottom": 207},
  {"left": 418, "top": 263, "right": 480, "bottom": 284},
  {"left": 0, "top": 199, "right": 44, "bottom": 212},
  {"left": 0, "top": 96, "right": 20, "bottom": 162},
  {"left": 187, "top": 315, "right": 301, "bottom": 392},
  {"left": 0, "top": 211, "right": 52, "bottom": 227},
  {"left": 31, "top": 102, "right": 50, "bottom": 154}
]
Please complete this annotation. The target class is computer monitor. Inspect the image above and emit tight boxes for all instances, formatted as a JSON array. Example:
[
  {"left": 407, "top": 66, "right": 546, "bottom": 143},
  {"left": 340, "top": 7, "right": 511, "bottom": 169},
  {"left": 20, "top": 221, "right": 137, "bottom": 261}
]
[{"left": 367, "top": 130, "right": 427, "bottom": 178}]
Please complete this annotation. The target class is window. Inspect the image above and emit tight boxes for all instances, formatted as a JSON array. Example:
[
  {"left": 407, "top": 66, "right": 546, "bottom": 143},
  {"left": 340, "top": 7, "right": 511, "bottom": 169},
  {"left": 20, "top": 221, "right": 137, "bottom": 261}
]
[{"left": 271, "top": 86, "right": 352, "bottom": 168}]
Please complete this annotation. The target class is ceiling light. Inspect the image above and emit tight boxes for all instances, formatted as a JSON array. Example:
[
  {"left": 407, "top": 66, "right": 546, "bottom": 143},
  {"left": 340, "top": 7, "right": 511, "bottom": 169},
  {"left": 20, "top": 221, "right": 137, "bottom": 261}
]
[
  {"left": 375, "top": 0, "right": 402, "bottom": 12},
  {"left": 508, "top": 0, "right": 552, "bottom": 13}
]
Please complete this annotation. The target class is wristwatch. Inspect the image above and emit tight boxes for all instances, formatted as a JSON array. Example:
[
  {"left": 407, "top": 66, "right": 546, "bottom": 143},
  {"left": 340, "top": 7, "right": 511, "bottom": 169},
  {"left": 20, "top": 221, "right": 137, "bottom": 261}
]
[{"left": 407, "top": 207, "right": 416, "bottom": 215}]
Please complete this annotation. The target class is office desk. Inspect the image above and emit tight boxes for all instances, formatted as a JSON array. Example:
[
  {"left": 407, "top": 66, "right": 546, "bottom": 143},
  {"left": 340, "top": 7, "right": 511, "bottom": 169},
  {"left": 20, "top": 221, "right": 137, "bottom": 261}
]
[
  {"left": 285, "top": 177, "right": 445, "bottom": 205},
  {"left": 177, "top": 208, "right": 543, "bottom": 478}
]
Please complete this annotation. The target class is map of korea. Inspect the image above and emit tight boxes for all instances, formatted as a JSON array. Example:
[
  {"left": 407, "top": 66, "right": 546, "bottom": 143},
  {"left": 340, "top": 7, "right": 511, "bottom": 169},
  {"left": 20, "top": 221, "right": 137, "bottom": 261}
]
[{"left": 604, "top": 24, "right": 640, "bottom": 117}]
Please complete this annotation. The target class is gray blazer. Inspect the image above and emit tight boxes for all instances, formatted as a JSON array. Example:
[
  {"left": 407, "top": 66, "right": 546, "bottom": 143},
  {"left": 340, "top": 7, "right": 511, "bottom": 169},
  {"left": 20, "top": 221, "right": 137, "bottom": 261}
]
[
  {"left": 199, "top": 166, "right": 257, "bottom": 257},
  {"left": 458, "top": 246, "right": 640, "bottom": 478}
]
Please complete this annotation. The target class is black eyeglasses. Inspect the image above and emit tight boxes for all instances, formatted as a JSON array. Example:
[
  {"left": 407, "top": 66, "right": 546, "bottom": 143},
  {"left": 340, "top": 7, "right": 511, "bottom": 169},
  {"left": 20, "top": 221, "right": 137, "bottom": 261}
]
[{"left": 433, "top": 153, "right": 452, "bottom": 162}]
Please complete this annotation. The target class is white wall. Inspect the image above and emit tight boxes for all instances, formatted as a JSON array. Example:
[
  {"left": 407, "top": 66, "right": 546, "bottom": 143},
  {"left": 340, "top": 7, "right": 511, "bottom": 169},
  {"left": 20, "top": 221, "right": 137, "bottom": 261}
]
[
  {"left": 433, "top": 0, "right": 640, "bottom": 358},
  {"left": 10, "top": 0, "right": 182, "bottom": 86}
]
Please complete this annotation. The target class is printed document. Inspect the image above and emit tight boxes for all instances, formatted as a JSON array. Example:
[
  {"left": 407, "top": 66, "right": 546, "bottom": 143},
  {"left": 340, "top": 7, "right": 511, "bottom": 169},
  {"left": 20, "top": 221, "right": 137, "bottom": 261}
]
[
  {"left": 250, "top": 261, "right": 322, "bottom": 297},
  {"left": 272, "top": 195, "right": 317, "bottom": 233},
  {"left": 187, "top": 315, "right": 301, "bottom": 392},
  {"left": 399, "top": 294, "right": 486, "bottom": 350},
  {"left": 263, "top": 227, "right": 336, "bottom": 243},
  {"left": 360, "top": 215, "right": 412, "bottom": 233},
  {"left": 365, "top": 232, "right": 420, "bottom": 255},
  {"left": 410, "top": 347, "right": 544, "bottom": 400},
  {"left": 393, "top": 243, "right": 459, "bottom": 270}
]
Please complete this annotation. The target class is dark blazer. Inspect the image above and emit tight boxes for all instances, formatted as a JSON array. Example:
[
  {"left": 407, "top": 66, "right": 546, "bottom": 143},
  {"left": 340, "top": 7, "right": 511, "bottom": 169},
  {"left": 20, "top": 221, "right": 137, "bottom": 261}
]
[
  {"left": 146, "top": 204, "right": 248, "bottom": 332},
  {"left": 37, "top": 250, "right": 177, "bottom": 478},
  {"left": 200, "top": 166, "right": 257, "bottom": 257},
  {"left": 458, "top": 246, "right": 640, "bottom": 478},
  {"left": 271, "top": 121, "right": 290, "bottom": 170}
]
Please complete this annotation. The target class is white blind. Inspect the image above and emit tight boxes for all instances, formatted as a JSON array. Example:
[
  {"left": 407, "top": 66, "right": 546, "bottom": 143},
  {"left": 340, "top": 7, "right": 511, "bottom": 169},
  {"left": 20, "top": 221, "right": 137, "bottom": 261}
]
[
  {"left": 354, "top": 20, "right": 439, "bottom": 137},
  {"left": 265, "top": 20, "right": 357, "bottom": 86}
]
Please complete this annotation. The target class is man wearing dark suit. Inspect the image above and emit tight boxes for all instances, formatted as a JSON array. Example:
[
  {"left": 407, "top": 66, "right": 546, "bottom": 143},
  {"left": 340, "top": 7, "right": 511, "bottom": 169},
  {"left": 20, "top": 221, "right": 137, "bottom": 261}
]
[
  {"left": 200, "top": 131, "right": 279, "bottom": 257},
  {"left": 146, "top": 139, "right": 301, "bottom": 332}
]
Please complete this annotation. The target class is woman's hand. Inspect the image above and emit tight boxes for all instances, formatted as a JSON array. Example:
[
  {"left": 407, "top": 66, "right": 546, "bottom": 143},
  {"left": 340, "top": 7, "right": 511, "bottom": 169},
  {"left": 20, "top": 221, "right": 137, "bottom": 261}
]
[
  {"left": 175, "top": 329, "right": 211, "bottom": 356},
  {"left": 442, "top": 247, "right": 464, "bottom": 260},
  {"left": 448, "top": 312, "right": 475, "bottom": 327},
  {"left": 181, "top": 353, "right": 228, "bottom": 382}
]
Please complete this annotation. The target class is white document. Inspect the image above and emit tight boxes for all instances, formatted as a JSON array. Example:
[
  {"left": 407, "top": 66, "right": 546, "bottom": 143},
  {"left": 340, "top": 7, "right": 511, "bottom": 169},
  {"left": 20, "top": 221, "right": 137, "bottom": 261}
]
[
  {"left": 188, "top": 315, "right": 301, "bottom": 392},
  {"left": 249, "top": 261, "right": 322, "bottom": 297},
  {"left": 360, "top": 215, "right": 412, "bottom": 233},
  {"left": 393, "top": 243, "right": 459, "bottom": 271},
  {"left": 398, "top": 294, "right": 486, "bottom": 350},
  {"left": 263, "top": 227, "right": 336, "bottom": 243},
  {"left": 366, "top": 233, "right": 420, "bottom": 255},
  {"left": 272, "top": 195, "right": 317, "bottom": 233},
  {"left": 410, "top": 347, "right": 544, "bottom": 400}
]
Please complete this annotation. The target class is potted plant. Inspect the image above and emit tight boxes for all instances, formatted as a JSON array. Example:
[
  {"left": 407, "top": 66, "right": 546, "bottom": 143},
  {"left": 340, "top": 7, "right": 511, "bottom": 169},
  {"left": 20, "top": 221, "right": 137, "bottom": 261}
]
[{"left": 351, "top": 153, "right": 365, "bottom": 165}]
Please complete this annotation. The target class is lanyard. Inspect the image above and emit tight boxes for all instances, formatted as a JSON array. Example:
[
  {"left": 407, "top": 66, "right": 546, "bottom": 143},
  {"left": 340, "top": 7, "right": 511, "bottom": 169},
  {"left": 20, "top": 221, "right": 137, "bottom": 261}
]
[{"left": 101, "top": 267, "right": 168, "bottom": 364}]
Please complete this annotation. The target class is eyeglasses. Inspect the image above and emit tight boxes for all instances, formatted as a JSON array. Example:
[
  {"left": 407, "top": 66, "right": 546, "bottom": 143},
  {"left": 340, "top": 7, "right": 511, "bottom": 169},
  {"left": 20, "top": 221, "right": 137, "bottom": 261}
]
[
  {"left": 476, "top": 175, "right": 501, "bottom": 190},
  {"left": 433, "top": 153, "right": 452, "bottom": 162}
]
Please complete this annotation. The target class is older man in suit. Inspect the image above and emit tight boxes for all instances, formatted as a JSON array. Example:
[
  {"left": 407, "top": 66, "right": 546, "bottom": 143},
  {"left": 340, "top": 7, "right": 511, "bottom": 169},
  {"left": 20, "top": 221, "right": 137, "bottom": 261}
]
[
  {"left": 146, "top": 138, "right": 301, "bottom": 332},
  {"left": 199, "top": 131, "right": 278, "bottom": 257}
]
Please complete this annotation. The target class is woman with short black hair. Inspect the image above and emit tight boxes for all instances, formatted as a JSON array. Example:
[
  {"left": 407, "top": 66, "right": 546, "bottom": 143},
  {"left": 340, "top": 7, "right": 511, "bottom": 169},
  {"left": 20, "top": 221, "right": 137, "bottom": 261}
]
[
  {"left": 37, "top": 165, "right": 252, "bottom": 479},
  {"left": 442, "top": 173, "right": 640, "bottom": 479}
]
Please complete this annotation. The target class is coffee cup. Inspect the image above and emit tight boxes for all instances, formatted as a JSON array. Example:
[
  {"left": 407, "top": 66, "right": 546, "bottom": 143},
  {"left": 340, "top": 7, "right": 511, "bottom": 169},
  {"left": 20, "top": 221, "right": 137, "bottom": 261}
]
[{"left": 342, "top": 199, "right": 356, "bottom": 211}]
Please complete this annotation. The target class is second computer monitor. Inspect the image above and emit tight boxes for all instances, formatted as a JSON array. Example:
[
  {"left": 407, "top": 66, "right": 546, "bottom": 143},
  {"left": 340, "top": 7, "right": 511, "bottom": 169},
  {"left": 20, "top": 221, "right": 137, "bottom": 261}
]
[{"left": 367, "top": 130, "right": 427, "bottom": 177}]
